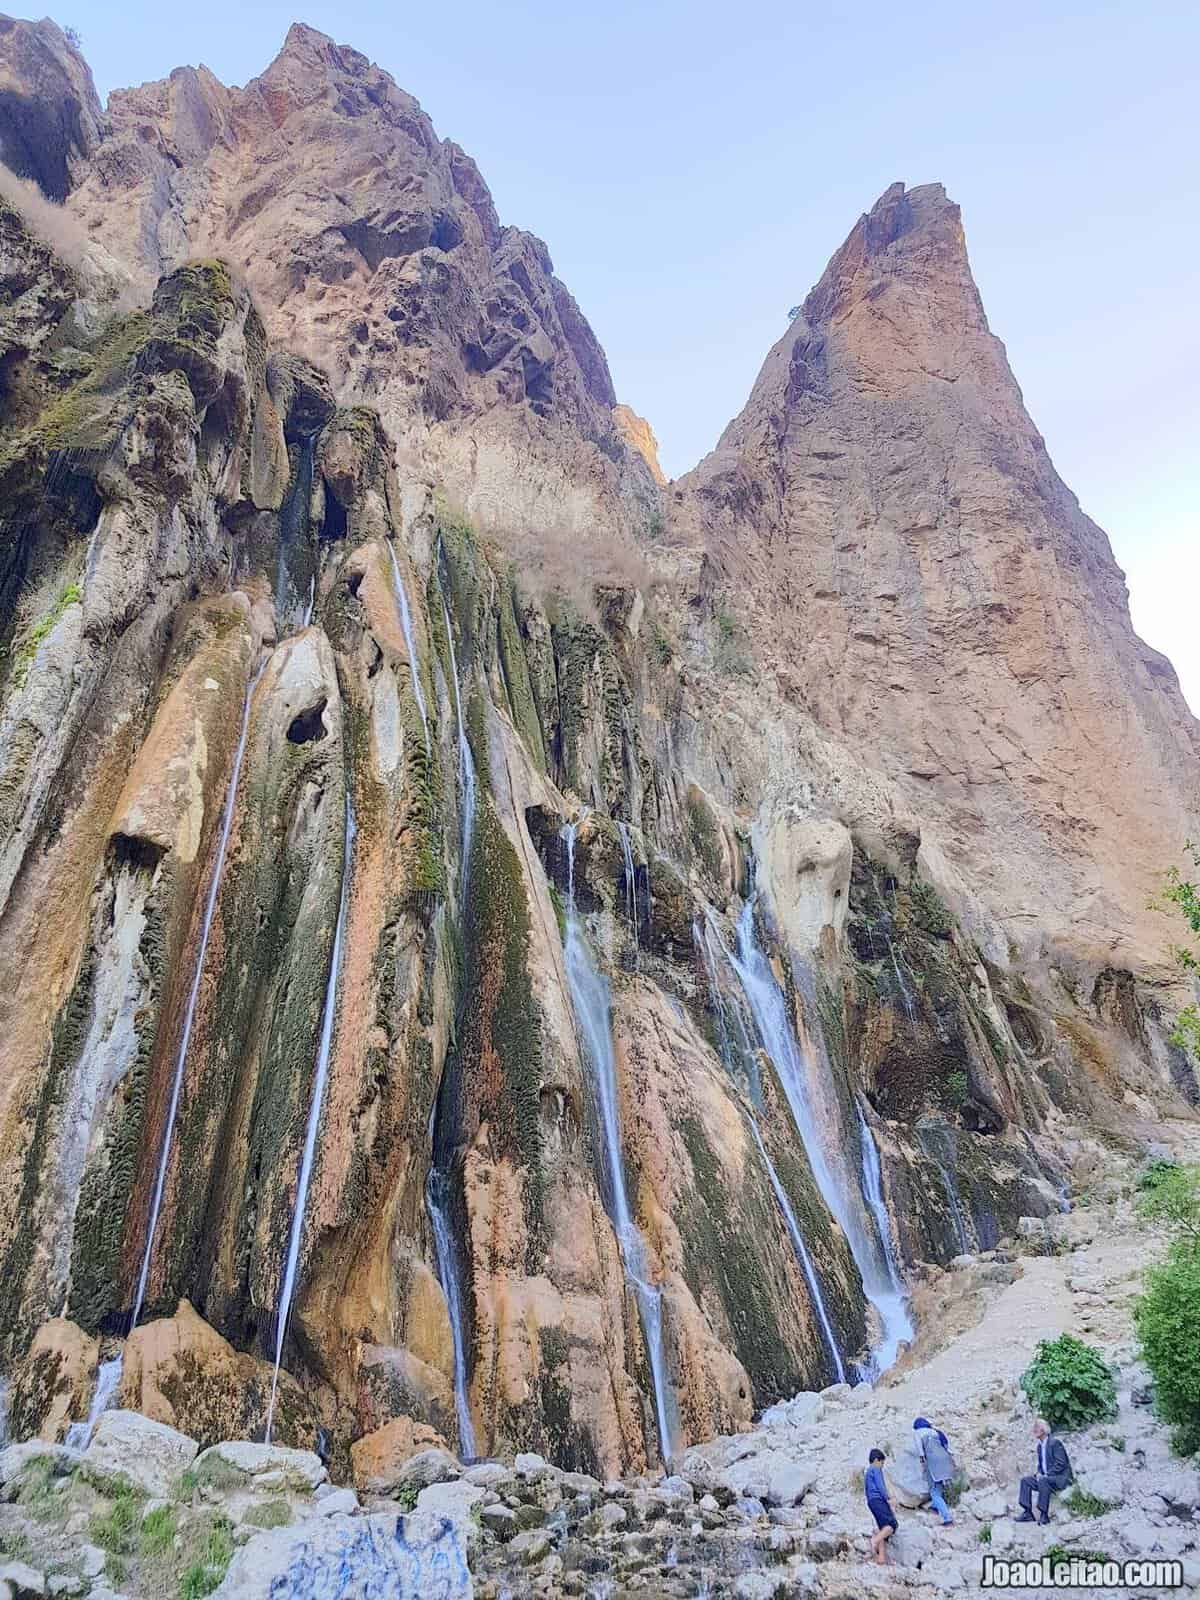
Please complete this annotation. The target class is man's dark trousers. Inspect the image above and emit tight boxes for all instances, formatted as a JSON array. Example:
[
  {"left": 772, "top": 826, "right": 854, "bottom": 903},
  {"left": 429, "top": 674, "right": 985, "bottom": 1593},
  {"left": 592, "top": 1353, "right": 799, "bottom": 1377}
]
[{"left": 1019, "top": 1471, "right": 1070, "bottom": 1516}]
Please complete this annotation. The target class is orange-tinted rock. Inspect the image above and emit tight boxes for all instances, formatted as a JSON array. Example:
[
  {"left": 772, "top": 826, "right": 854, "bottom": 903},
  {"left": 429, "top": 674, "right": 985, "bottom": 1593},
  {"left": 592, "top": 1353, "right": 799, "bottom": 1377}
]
[
  {"left": 8, "top": 1318, "right": 98, "bottom": 1442},
  {"left": 350, "top": 1415, "right": 450, "bottom": 1492}
]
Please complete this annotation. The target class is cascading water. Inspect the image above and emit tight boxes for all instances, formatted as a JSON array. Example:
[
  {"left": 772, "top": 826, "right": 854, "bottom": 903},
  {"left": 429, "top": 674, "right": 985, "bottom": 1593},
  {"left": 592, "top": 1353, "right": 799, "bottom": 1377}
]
[
  {"left": 854, "top": 1104, "right": 912, "bottom": 1373},
  {"left": 696, "top": 917, "right": 845, "bottom": 1382},
  {"left": 617, "top": 822, "right": 639, "bottom": 960},
  {"left": 386, "top": 540, "right": 430, "bottom": 752},
  {"left": 440, "top": 596, "right": 477, "bottom": 896},
  {"left": 889, "top": 944, "right": 917, "bottom": 1023},
  {"left": 265, "top": 789, "right": 356, "bottom": 1442},
  {"left": 561, "top": 823, "right": 677, "bottom": 1461},
  {"left": 130, "top": 659, "right": 266, "bottom": 1334},
  {"left": 917, "top": 1123, "right": 971, "bottom": 1255},
  {"left": 64, "top": 1354, "right": 123, "bottom": 1449},
  {"left": 721, "top": 891, "right": 913, "bottom": 1376},
  {"left": 427, "top": 1166, "right": 477, "bottom": 1459}
]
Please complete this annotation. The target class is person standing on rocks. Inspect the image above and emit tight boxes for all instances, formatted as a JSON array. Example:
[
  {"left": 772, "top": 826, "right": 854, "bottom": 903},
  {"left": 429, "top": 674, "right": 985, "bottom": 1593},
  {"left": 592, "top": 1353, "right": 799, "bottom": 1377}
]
[
  {"left": 912, "top": 1416, "right": 956, "bottom": 1525},
  {"left": 1016, "top": 1418, "right": 1073, "bottom": 1524},
  {"left": 865, "top": 1447, "right": 898, "bottom": 1565}
]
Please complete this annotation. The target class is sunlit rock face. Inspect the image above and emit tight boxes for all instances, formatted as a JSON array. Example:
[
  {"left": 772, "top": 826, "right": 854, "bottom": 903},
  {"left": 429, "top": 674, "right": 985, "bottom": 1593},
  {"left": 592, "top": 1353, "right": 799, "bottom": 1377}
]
[{"left": 0, "top": 20, "right": 1195, "bottom": 1475}]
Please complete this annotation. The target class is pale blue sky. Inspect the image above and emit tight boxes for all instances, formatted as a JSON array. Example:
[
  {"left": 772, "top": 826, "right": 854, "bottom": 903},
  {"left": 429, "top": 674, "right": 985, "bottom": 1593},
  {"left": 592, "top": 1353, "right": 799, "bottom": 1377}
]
[{"left": 67, "top": 0, "right": 1199, "bottom": 708}]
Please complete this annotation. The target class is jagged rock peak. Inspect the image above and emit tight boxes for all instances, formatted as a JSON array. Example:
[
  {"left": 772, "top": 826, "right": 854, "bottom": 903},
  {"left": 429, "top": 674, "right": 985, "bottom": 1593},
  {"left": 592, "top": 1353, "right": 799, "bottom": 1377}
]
[{"left": 0, "top": 14, "right": 103, "bottom": 199}]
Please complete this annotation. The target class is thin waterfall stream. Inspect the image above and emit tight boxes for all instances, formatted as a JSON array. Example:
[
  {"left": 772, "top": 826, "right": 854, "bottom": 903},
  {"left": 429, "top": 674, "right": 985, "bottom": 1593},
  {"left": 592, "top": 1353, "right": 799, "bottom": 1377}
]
[
  {"left": 130, "top": 658, "right": 267, "bottom": 1334},
  {"left": 386, "top": 541, "right": 430, "bottom": 752},
  {"left": 441, "top": 595, "right": 477, "bottom": 896},
  {"left": 64, "top": 1354, "right": 123, "bottom": 1450},
  {"left": 425, "top": 598, "right": 479, "bottom": 1458},
  {"left": 718, "top": 890, "right": 913, "bottom": 1376},
  {"left": 561, "top": 822, "right": 676, "bottom": 1462},
  {"left": 617, "top": 822, "right": 639, "bottom": 961},
  {"left": 697, "top": 917, "right": 846, "bottom": 1383},
  {"left": 427, "top": 1166, "right": 477, "bottom": 1459},
  {"left": 918, "top": 1123, "right": 972, "bottom": 1255},
  {"left": 265, "top": 788, "right": 356, "bottom": 1441}
]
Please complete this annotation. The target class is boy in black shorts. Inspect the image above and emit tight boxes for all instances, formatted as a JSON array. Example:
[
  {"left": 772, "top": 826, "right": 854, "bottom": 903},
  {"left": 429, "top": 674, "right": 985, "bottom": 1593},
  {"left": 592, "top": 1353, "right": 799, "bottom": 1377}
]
[{"left": 864, "top": 1447, "right": 898, "bottom": 1564}]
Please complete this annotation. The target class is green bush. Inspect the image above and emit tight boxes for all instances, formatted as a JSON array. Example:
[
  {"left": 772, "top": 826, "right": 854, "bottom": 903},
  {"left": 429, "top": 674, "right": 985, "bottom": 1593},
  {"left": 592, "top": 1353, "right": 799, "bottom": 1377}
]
[
  {"left": 1019, "top": 1334, "right": 1117, "bottom": 1431},
  {"left": 1137, "top": 1162, "right": 1200, "bottom": 1247},
  {"left": 1135, "top": 1247, "right": 1200, "bottom": 1457}
]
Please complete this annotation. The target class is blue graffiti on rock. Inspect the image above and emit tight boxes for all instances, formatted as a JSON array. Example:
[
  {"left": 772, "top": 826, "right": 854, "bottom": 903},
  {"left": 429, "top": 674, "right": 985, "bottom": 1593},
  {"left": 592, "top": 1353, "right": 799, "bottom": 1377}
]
[{"left": 267, "top": 1515, "right": 470, "bottom": 1599}]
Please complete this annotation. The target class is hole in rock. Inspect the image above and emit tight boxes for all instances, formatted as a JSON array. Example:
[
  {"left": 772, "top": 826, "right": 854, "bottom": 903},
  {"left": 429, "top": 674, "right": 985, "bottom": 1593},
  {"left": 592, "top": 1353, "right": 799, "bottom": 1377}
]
[
  {"left": 323, "top": 491, "right": 347, "bottom": 542},
  {"left": 109, "top": 831, "right": 166, "bottom": 874},
  {"left": 287, "top": 699, "right": 328, "bottom": 744}
]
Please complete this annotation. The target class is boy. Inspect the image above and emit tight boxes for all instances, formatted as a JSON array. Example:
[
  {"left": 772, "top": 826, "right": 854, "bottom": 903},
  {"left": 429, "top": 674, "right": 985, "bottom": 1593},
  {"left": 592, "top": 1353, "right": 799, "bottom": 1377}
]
[{"left": 865, "top": 1447, "right": 898, "bottom": 1565}]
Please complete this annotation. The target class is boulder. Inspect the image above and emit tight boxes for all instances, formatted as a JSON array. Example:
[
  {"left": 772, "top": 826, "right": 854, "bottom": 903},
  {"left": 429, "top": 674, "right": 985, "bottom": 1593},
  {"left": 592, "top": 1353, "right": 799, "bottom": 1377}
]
[
  {"left": 119, "top": 1302, "right": 316, "bottom": 1449},
  {"left": 8, "top": 1320, "right": 98, "bottom": 1443},
  {"left": 85, "top": 1410, "right": 198, "bottom": 1496},
  {"left": 415, "top": 1479, "right": 485, "bottom": 1551},
  {"left": 213, "top": 1510, "right": 471, "bottom": 1597},
  {"left": 396, "top": 1448, "right": 462, "bottom": 1492},
  {"left": 885, "top": 1440, "right": 930, "bottom": 1508},
  {"left": 0, "top": 1443, "right": 76, "bottom": 1496},
  {"left": 350, "top": 1416, "right": 450, "bottom": 1493},
  {"left": 195, "top": 1441, "right": 326, "bottom": 1491},
  {"left": 759, "top": 1392, "right": 823, "bottom": 1431}
]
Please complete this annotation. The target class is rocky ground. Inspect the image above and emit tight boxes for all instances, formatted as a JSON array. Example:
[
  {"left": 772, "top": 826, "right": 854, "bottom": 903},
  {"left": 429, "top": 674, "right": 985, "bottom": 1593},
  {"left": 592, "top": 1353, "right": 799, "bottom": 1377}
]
[{"left": 0, "top": 1125, "right": 1196, "bottom": 1599}]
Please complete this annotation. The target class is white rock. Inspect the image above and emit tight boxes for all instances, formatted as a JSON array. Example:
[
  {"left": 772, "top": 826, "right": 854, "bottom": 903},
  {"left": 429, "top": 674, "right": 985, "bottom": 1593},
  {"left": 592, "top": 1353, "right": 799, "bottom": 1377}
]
[
  {"left": 78, "top": 1545, "right": 106, "bottom": 1578},
  {"left": 0, "top": 1443, "right": 76, "bottom": 1493},
  {"left": 415, "top": 1478, "right": 485, "bottom": 1549},
  {"left": 396, "top": 1448, "right": 461, "bottom": 1490},
  {"left": 760, "top": 1393, "right": 822, "bottom": 1430},
  {"left": 196, "top": 1441, "right": 326, "bottom": 1490},
  {"left": 463, "top": 1462, "right": 513, "bottom": 1490},
  {"left": 213, "top": 1510, "right": 471, "bottom": 1597},
  {"left": 514, "top": 1451, "right": 553, "bottom": 1478},
  {"left": 0, "top": 1564, "right": 45, "bottom": 1597},
  {"left": 312, "top": 1487, "right": 359, "bottom": 1517},
  {"left": 86, "top": 1411, "right": 198, "bottom": 1496}
]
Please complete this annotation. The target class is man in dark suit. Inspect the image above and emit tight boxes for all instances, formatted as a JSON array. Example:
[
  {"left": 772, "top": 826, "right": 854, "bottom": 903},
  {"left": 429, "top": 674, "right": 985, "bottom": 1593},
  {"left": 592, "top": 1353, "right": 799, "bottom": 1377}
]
[{"left": 1017, "top": 1418, "right": 1074, "bottom": 1524}]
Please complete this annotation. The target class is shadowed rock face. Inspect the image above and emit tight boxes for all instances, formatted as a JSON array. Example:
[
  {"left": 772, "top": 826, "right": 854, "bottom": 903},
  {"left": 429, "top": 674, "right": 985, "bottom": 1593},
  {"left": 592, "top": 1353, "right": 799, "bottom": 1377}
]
[
  {"left": 0, "top": 15, "right": 102, "bottom": 201},
  {"left": 0, "top": 23, "right": 1195, "bottom": 1478}
]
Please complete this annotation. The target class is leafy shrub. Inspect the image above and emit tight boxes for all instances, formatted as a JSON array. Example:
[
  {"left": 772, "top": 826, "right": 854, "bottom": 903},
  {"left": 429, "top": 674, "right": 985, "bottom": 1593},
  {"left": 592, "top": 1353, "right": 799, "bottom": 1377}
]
[
  {"left": 1137, "top": 1162, "right": 1200, "bottom": 1247},
  {"left": 1046, "top": 1544, "right": 1110, "bottom": 1570},
  {"left": 978, "top": 1523, "right": 991, "bottom": 1545},
  {"left": 1135, "top": 1248, "right": 1200, "bottom": 1457},
  {"left": 1019, "top": 1334, "right": 1117, "bottom": 1430},
  {"left": 945, "top": 1070, "right": 969, "bottom": 1106}
]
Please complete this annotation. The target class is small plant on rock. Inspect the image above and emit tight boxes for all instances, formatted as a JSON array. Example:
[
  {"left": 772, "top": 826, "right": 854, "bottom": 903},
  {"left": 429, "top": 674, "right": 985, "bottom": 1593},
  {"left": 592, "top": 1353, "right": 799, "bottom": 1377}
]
[
  {"left": 1066, "top": 1486, "right": 1120, "bottom": 1517},
  {"left": 1019, "top": 1334, "right": 1117, "bottom": 1431},
  {"left": 978, "top": 1522, "right": 992, "bottom": 1545}
]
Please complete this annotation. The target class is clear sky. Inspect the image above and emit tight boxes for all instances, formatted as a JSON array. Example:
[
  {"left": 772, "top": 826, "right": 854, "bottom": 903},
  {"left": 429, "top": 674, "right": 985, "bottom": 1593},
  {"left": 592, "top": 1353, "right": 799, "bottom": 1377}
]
[{"left": 67, "top": 0, "right": 1199, "bottom": 709}]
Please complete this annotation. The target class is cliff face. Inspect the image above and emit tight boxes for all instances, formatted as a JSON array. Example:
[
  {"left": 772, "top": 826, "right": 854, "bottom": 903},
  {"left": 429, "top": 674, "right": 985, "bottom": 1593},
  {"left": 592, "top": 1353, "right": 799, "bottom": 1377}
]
[
  {"left": 0, "top": 22, "right": 1195, "bottom": 1479},
  {"left": 675, "top": 182, "right": 1200, "bottom": 973}
]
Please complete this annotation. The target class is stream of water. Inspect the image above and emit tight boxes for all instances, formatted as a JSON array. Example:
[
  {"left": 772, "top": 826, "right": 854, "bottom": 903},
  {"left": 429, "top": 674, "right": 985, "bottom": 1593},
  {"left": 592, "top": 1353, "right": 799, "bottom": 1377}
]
[
  {"left": 265, "top": 788, "right": 356, "bottom": 1441},
  {"left": 129, "top": 660, "right": 266, "bottom": 1333},
  {"left": 721, "top": 892, "right": 913, "bottom": 1376},
  {"left": 918, "top": 1122, "right": 972, "bottom": 1255},
  {"left": 440, "top": 597, "right": 477, "bottom": 896},
  {"left": 427, "top": 1166, "right": 478, "bottom": 1459},
  {"left": 561, "top": 823, "right": 677, "bottom": 1461},
  {"left": 63, "top": 1354, "right": 123, "bottom": 1450},
  {"left": 617, "top": 822, "right": 639, "bottom": 960},
  {"left": 696, "top": 917, "right": 845, "bottom": 1382},
  {"left": 386, "top": 541, "right": 430, "bottom": 752}
]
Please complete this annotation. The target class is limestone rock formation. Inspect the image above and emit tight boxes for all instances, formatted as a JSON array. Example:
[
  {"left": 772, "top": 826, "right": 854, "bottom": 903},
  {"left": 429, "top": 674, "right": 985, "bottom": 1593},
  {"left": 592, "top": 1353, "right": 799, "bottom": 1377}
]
[{"left": 0, "top": 15, "right": 1196, "bottom": 1498}]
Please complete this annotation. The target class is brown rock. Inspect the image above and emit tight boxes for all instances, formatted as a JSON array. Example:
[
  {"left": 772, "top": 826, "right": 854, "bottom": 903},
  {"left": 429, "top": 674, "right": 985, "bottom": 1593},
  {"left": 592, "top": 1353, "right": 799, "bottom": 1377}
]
[
  {"left": 350, "top": 1416, "right": 450, "bottom": 1493},
  {"left": 8, "top": 1318, "right": 97, "bottom": 1442}
]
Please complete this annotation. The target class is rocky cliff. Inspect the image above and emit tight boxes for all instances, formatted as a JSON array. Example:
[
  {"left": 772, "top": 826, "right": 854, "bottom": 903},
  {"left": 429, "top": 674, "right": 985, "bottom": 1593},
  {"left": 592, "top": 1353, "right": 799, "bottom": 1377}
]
[{"left": 0, "top": 14, "right": 1196, "bottom": 1484}]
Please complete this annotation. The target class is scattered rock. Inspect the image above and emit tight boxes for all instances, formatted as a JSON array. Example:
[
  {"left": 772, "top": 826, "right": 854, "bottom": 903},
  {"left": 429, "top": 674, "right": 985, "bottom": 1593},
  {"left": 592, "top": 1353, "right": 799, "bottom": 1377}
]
[{"left": 213, "top": 1510, "right": 470, "bottom": 1597}]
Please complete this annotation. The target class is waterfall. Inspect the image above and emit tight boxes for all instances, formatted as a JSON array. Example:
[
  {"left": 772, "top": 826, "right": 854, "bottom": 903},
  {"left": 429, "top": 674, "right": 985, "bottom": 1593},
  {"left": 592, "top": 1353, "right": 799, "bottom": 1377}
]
[
  {"left": 918, "top": 1123, "right": 972, "bottom": 1255},
  {"left": 696, "top": 916, "right": 845, "bottom": 1382},
  {"left": 617, "top": 822, "right": 639, "bottom": 959},
  {"left": 888, "top": 944, "right": 917, "bottom": 1022},
  {"left": 747, "top": 1120, "right": 846, "bottom": 1383},
  {"left": 721, "top": 893, "right": 912, "bottom": 1376},
  {"left": 440, "top": 596, "right": 477, "bottom": 896},
  {"left": 386, "top": 541, "right": 430, "bottom": 752},
  {"left": 561, "top": 823, "right": 677, "bottom": 1461},
  {"left": 426, "top": 1167, "right": 477, "bottom": 1459},
  {"left": 0, "top": 1376, "right": 9, "bottom": 1449},
  {"left": 265, "top": 789, "right": 356, "bottom": 1442},
  {"left": 129, "top": 660, "right": 266, "bottom": 1333},
  {"left": 854, "top": 1105, "right": 913, "bottom": 1374},
  {"left": 64, "top": 1354, "right": 123, "bottom": 1449}
]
